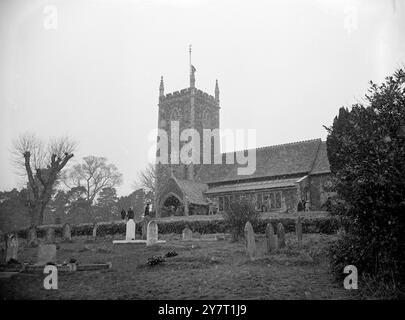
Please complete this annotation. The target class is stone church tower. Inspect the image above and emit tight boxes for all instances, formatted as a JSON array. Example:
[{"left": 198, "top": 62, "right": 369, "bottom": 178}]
[{"left": 155, "top": 66, "right": 220, "bottom": 216}]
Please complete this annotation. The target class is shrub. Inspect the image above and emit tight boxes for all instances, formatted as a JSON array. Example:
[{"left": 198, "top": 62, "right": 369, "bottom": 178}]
[
  {"left": 223, "top": 199, "right": 259, "bottom": 241},
  {"left": 147, "top": 255, "right": 165, "bottom": 266},
  {"left": 326, "top": 68, "right": 405, "bottom": 288}
]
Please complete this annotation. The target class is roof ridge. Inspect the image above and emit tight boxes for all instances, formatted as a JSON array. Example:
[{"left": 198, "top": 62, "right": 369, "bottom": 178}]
[{"left": 220, "top": 138, "right": 322, "bottom": 156}]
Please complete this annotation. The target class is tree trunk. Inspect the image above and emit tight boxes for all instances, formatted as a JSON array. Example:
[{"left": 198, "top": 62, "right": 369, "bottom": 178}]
[{"left": 30, "top": 204, "right": 46, "bottom": 227}]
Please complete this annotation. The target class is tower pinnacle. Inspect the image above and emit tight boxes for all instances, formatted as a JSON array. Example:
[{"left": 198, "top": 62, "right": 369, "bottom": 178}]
[
  {"left": 159, "top": 76, "right": 164, "bottom": 97},
  {"left": 215, "top": 79, "right": 219, "bottom": 102}
]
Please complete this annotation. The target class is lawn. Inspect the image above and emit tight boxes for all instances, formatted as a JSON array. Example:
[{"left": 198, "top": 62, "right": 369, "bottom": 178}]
[{"left": 0, "top": 232, "right": 358, "bottom": 300}]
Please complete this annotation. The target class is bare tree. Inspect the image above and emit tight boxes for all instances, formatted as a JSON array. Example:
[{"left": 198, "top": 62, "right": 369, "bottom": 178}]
[
  {"left": 62, "top": 156, "right": 123, "bottom": 205},
  {"left": 133, "top": 163, "right": 156, "bottom": 196},
  {"left": 12, "top": 133, "right": 76, "bottom": 227}
]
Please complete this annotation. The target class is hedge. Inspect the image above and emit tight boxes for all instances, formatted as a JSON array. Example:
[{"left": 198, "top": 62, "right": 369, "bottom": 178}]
[{"left": 13, "top": 215, "right": 342, "bottom": 239}]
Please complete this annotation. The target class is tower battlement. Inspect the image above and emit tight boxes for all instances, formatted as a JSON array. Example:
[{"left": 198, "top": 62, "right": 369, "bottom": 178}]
[{"left": 160, "top": 87, "right": 218, "bottom": 107}]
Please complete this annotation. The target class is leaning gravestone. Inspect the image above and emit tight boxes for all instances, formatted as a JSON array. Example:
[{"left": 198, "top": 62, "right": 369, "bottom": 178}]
[
  {"left": 296, "top": 216, "right": 303, "bottom": 245},
  {"left": 182, "top": 228, "right": 193, "bottom": 241},
  {"left": 125, "top": 219, "right": 136, "bottom": 241},
  {"left": 62, "top": 224, "right": 72, "bottom": 242},
  {"left": 277, "top": 223, "right": 286, "bottom": 249},
  {"left": 146, "top": 221, "right": 158, "bottom": 246},
  {"left": 27, "top": 227, "right": 38, "bottom": 247},
  {"left": 5, "top": 234, "right": 19, "bottom": 263},
  {"left": 45, "top": 228, "right": 55, "bottom": 244},
  {"left": 265, "top": 223, "right": 277, "bottom": 253},
  {"left": 244, "top": 221, "right": 256, "bottom": 260},
  {"left": 37, "top": 244, "right": 57, "bottom": 265}
]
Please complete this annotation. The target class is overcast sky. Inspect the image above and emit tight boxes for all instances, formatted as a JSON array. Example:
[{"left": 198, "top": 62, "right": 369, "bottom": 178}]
[{"left": 0, "top": 0, "right": 404, "bottom": 196}]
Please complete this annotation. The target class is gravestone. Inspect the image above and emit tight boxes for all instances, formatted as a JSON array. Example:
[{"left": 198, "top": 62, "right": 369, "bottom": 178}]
[
  {"left": 125, "top": 219, "right": 136, "bottom": 240},
  {"left": 182, "top": 228, "right": 193, "bottom": 241},
  {"left": 45, "top": 228, "right": 55, "bottom": 244},
  {"left": 27, "top": 227, "right": 38, "bottom": 247},
  {"left": 265, "top": 223, "right": 277, "bottom": 252},
  {"left": 37, "top": 244, "right": 57, "bottom": 265},
  {"left": 142, "top": 216, "right": 151, "bottom": 240},
  {"left": 277, "top": 223, "right": 286, "bottom": 249},
  {"left": 244, "top": 221, "right": 256, "bottom": 260},
  {"left": 63, "top": 224, "right": 72, "bottom": 242},
  {"left": 146, "top": 221, "right": 158, "bottom": 246},
  {"left": 296, "top": 216, "right": 303, "bottom": 245},
  {"left": 92, "top": 223, "right": 98, "bottom": 239},
  {"left": 5, "top": 234, "right": 18, "bottom": 263}
]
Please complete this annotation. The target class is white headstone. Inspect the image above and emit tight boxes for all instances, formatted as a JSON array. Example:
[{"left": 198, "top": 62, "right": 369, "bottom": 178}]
[
  {"left": 266, "top": 223, "right": 276, "bottom": 252},
  {"left": 182, "top": 228, "right": 193, "bottom": 241},
  {"left": 37, "top": 244, "right": 57, "bottom": 265},
  {"left": 146, "top": 221, "right": 158, "bottom": 246},
  {"left": 63, "top": 223, "right": 72, "bottom": 242},
  {"left": 244, "top": 221, "right": 256, "bottom": 260},
  {"left": 45, "top": 228, "right": 55, "bottom": 244},
  {"left": 5, "top": 234, "right": 18, "bottom": 263},
  {"left": 126, "top": 219, "right": 136, "bottom": 240}
]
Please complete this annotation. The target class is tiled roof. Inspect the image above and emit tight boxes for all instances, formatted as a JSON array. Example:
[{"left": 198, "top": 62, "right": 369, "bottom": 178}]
[
  {"left": 310, "top": 141, "right": 330, "bottom": 174},
  {"left": 173, "top": 177, "right": 208, "bottom": 205},
  {"left": 195, "top": 139, "right": 330, "bottom": 183},
  {"left": 204, "top": 177, "right": 301, "bottom": 194}
]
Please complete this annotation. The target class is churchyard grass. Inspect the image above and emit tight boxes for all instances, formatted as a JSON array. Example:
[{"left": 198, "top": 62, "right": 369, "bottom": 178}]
[{"left": 0, "top": 232, "right": 358, "bottom": 299}]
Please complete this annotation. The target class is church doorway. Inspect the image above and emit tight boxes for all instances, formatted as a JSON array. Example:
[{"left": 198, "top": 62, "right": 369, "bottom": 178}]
[{"left": 162, "top": 195, "right": 182, "bottom": 217}]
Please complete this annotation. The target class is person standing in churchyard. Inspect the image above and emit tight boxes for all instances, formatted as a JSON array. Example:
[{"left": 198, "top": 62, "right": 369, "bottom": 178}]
[
  {"left": 127, "top": 207, "right": 135, "bottom": 220},
  {"left": 144, "top": 203, "right": 150, "bottom": 218},
  {"left": 120, "top": 209, "right": 127, "bottom": 220},
  {"left": 297, "top": 200, "right": 303, "bottom": 212},
  {"left": 304, "top": 200, "right": 310, "bottom": 212}
]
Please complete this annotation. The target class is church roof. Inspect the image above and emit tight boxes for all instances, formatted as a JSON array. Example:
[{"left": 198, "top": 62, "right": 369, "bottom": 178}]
[
  {"left": 195, "top": 139, "right": 330, "bottom": 184},
  {"left": 173, "top": 177, "right": 208, "bottom": 205},
  {"left": 205, "top": 177, "right": 300, "bottom": 194}
]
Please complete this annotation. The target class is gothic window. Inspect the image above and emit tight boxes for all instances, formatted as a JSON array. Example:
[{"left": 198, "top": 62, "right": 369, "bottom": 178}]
[
  {"left": 270, "top": 193, "right": 276, "bottom": 209},
  {"left": 219, "top": 197, "right": 224, "bottom": 212},
  {"left": 202, "top": 109, "right": 210, "bottom": 127},
  {"left": 275, "top": 192, "right": 281, "bottom": 208},
  {"left": 256, "top": 193, "right": 263, "bottom": 210},
  {"left": 224, "top": 196, "right": 230, "bottom": 212},
  {"left": 263, "top": 194, "right": 269, "bottom": 211}
]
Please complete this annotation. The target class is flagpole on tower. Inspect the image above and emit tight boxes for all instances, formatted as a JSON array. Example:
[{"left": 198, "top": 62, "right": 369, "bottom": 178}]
[{"left": 189, "top": 44, "right": 192, "bottom": 75}]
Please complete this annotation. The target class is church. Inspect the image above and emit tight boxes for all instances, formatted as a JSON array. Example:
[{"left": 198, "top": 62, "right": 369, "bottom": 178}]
[{"left": 154, "top": 63, "right": 333, "bottom": 217}]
